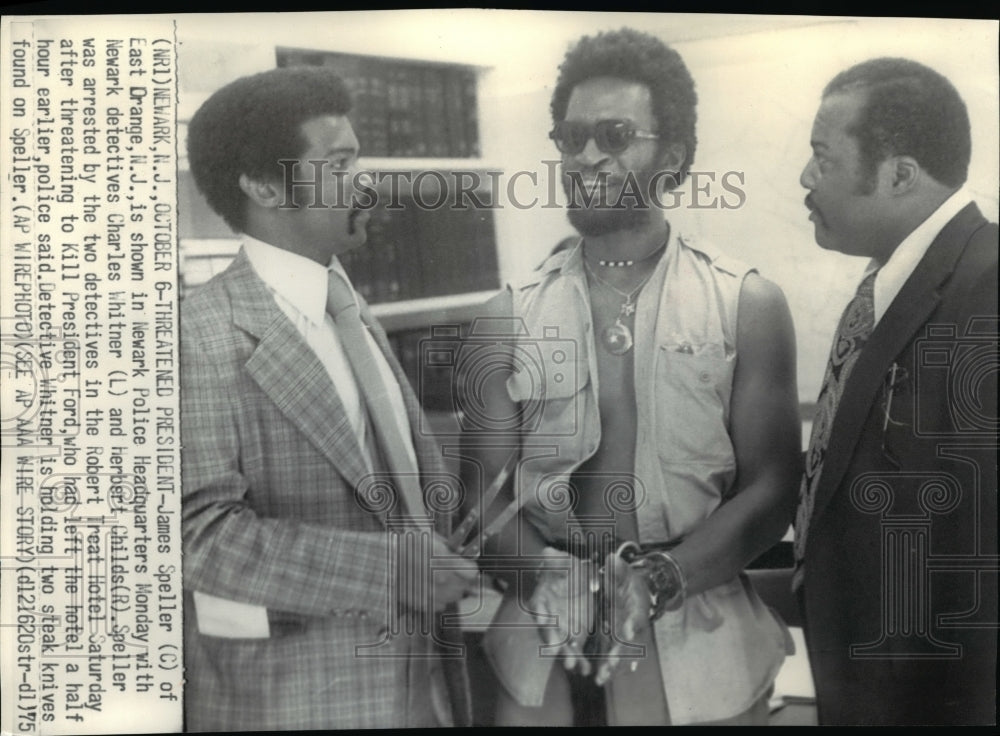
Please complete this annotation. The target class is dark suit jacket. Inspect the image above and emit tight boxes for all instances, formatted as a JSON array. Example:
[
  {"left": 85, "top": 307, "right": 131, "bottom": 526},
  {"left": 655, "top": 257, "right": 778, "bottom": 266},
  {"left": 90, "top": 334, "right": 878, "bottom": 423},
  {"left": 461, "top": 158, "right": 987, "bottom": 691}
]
[
  {"left": 180, "top": 249, "right": 470, "bottom": 730},
  {"left": 802, "top": 202, "right": 998, "bottom": 725}
]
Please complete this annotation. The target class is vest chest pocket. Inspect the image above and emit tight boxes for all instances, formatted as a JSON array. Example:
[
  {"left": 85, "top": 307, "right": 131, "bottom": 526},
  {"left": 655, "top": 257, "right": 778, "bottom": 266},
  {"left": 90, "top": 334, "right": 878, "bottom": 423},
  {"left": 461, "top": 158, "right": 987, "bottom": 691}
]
[{"left": 654, "top": 345, "right": 736, "bottom": 463}]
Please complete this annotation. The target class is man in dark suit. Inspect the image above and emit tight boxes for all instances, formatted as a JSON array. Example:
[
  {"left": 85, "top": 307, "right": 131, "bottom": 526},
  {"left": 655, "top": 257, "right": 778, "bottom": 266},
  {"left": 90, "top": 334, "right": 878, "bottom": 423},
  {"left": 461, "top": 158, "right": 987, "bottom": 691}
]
[
  {"left": 180, "top": 66, "right": 478, "bottom": 730},
  {"left": 794, "top": 57, "right": 998, "bottom": 725}
]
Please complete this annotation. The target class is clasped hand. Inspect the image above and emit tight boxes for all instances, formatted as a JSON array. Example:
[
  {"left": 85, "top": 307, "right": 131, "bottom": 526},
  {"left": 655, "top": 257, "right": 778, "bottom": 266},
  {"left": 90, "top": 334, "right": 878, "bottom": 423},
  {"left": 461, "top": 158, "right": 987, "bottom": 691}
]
[
  {"left": 396, "top": 532, "right": 481, "bottom": 614},
  {"left": 528, "top": 548, "right": 651, "bottom": 684}
]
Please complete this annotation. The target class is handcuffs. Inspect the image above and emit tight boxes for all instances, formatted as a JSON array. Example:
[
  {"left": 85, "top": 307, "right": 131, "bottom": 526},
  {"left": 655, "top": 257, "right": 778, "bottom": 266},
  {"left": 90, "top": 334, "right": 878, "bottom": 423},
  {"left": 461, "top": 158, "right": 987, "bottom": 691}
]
[
  {"left": 611, "top": 540, "right": 688, "bottom": 623},
  {"left": 537, "top": 539, "right": 688, "bottom": 625},
  {"left": 528, "top": 540, "right": 688, "bottom": 677}
]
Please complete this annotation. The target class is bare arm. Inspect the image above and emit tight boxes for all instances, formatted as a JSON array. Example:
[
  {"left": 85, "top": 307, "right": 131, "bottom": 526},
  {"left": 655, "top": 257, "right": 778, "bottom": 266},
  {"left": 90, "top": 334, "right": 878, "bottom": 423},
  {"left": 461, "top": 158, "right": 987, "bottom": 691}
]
[
  {"left": 457, "top": 289, "right": 550, "bottom": 580},
  {"left": 458, "top": 289, "right": 596, "bottom": 673},
  {"left": 669, "top": 272, "right": 801, "bottom": 596}
]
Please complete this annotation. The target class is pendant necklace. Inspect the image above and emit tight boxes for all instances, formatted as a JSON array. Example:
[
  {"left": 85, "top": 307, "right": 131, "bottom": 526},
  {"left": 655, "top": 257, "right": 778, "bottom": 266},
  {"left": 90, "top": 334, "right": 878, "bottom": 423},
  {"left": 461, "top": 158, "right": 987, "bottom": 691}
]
[{"left": 584, "top": 260, "right": 656, "bottom": 356}]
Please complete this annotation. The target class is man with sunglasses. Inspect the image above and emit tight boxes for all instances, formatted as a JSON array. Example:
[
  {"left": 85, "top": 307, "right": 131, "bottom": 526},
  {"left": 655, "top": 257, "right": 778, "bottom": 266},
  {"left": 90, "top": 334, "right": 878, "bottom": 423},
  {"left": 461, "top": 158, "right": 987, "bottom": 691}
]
[{"left": 466, "top": 28, "right": 801, "bottom": 725}]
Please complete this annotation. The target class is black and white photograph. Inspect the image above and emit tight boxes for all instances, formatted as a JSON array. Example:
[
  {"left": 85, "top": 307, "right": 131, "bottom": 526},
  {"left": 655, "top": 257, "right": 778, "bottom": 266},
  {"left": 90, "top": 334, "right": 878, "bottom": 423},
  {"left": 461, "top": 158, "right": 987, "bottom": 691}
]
[{"left": 1, "top": 10, "right": 997, "bottom": 732}]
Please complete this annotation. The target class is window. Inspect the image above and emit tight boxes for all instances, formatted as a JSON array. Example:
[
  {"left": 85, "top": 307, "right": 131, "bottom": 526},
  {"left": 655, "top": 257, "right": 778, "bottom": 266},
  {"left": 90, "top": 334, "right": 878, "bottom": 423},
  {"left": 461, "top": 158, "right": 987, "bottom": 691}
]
[{"left": 276, "top": 47, "right": 500, "bottom": 304}]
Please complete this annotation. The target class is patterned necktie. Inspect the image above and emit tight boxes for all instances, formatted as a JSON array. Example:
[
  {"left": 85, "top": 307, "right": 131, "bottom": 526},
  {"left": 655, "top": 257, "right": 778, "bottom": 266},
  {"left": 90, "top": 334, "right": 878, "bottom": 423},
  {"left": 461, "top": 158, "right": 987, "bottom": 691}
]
[
  {"left": 793, "top": 269, "right": 878, "bottom": 591},
  {"left": 326, "top": 272, "right": 425, "bottom": 520}
]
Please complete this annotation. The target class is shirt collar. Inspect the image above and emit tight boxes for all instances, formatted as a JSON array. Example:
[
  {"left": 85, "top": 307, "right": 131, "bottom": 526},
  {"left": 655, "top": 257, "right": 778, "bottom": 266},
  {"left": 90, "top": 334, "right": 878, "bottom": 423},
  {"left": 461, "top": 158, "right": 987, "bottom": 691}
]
[
  {"left": 242, "top": 235, "right": 332, "bottom": 326},
  {"left": 868, "top": 187, "right": 972, "bottom": 323}
]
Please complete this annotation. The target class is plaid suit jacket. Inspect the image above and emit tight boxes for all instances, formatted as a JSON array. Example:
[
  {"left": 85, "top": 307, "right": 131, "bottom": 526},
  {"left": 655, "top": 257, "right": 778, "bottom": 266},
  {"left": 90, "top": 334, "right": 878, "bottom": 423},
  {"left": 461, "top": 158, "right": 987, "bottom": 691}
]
[{"left": 181, "top": 248, "right": 468, "bottom": 730}]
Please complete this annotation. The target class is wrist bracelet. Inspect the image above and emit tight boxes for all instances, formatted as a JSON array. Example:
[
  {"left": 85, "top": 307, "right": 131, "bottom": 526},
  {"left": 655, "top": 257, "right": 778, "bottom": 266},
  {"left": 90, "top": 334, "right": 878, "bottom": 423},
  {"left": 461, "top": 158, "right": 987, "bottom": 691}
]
[
  {"left": 637, "top": 550, "right": 687, "bottom": 621},
  {"left": 611, "top": 542, "right": 687, "bottom": 622}
]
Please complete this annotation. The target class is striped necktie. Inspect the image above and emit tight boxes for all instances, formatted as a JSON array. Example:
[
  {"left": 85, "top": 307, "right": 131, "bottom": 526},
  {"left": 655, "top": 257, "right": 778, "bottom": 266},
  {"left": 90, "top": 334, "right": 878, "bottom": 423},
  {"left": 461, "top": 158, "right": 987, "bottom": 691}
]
[{"left": 793, "top": 269, "right": 878, "bottom": 591}]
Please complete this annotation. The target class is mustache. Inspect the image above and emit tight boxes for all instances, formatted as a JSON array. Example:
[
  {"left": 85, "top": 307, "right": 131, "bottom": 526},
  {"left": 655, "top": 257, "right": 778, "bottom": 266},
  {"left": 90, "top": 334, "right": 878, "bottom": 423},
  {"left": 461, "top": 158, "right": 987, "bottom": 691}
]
[{"left": 562, "top": 170, "right": 626, "bottom": 187}]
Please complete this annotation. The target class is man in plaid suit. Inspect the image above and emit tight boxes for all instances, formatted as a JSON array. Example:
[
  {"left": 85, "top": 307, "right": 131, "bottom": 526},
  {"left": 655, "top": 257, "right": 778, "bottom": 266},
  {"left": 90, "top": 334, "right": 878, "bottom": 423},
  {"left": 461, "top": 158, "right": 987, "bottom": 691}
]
[{"left": 180, "top": 67, "right": 479, "bottom": 730}]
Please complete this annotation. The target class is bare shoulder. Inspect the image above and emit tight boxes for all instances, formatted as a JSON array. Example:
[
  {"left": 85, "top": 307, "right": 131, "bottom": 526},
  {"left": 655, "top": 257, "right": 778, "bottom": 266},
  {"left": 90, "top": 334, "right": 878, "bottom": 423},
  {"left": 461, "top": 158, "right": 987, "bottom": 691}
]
[
  {"left": 738, "top": 272, "right": 790, "bottom": 318},
  {"left": 738, "top": 273, "right": 794, "bottom": 335},
  {"left": 735, "top": 272, "right": 796, "bottom": 376}
]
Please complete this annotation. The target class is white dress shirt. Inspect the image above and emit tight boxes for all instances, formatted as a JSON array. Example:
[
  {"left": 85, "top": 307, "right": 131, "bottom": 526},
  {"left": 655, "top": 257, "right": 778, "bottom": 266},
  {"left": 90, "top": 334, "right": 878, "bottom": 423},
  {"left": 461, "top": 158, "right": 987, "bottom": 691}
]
[
  {"left": 243, "top": 236, "right": 417, "bottom": 469},
  {"left": 866, "top": 188, "right": 973, "bottom": 326}
]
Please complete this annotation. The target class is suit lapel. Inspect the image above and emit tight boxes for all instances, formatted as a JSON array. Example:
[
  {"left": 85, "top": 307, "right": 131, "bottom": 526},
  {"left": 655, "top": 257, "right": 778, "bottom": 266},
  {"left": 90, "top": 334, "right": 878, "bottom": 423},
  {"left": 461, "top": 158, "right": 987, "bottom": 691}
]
[
  {"left": 226, "top": 249, "right": 372, "bottom": 494},
  {"left": 809, "top": 203, "right": 987, "bottom": 528}
]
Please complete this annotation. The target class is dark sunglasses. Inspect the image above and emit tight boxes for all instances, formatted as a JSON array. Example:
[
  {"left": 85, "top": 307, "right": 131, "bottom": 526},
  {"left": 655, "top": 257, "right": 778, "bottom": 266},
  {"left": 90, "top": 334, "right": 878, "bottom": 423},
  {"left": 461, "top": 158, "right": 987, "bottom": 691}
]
[{"left": 549, "top": 119, "right": 660, "bottom": 155}]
